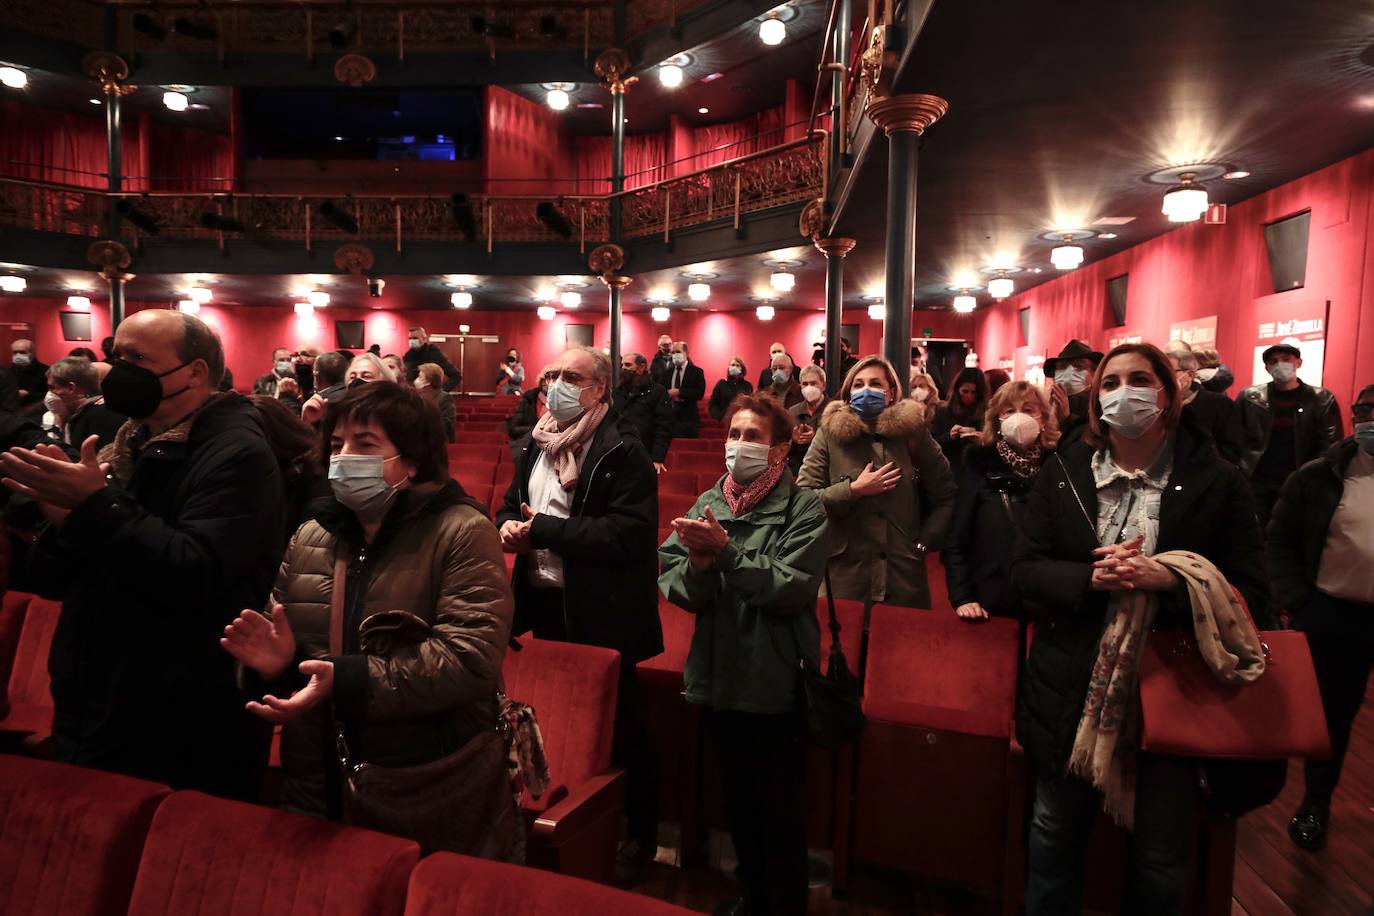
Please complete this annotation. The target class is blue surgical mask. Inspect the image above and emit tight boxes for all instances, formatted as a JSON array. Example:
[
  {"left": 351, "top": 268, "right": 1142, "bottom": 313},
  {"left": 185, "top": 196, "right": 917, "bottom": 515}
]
[
  {"left": 1098, "top": 385, "right": 1162, "bottom": 439},
  {"left": 1354, "top": 421, "right": 1374, "bottom": 453},
  {"left": 545, "top": 379, "right": 588, "bottom": 423},
  {"left": 275, "top": 360, "right": 293, "bottom": 376},
  {"left": 771, "top": 369, "right": 790, "bottom": 386},
  {"left": 849, "top": 386, "right": 887, "bottom": 419},
  {"left": 329, "top": 454, "right": 399, "bottom": 522}
]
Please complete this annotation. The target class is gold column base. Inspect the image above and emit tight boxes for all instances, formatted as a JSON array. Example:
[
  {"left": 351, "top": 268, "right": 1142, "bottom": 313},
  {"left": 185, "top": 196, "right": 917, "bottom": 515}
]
[
  {"left": 814, "top": 237, "right": 857, "bottom": 259},
  {"left": 865, "top": 94, "right": 949, "bottom": 137}
]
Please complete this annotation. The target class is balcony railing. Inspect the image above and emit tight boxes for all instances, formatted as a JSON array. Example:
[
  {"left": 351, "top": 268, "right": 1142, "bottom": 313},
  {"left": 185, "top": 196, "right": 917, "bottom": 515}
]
[{"left": 0, "top": 133, "right": 822, "bottom": 251}]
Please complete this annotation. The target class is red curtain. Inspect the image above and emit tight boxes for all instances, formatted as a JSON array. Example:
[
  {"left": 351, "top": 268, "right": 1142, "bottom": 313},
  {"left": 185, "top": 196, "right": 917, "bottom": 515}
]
[
  {"left": 0, "top": 101, "right": 119, "bottom": 188},
  {"left": 683, "top": 105, "right": 785, "bottom": 171},
  {"left": 484, "top": 87, "right": 571, "bottom": 196},
  {"left": 572, "top": 134, "right": 666, "bottom": 192},
  {"left": 148, "top": 124, "right": 232, "bottom": 191}
]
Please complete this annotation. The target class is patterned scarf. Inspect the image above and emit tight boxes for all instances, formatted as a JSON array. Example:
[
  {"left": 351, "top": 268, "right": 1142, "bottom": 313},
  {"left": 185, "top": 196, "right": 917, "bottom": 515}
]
[
  {"left": 530, "top": 403, "right": 608, "bottom": 490},
  {"left": 723, "top": 459, "right": 787, "bottom": 518},
  {"left": 996, "top": 439, "right": 1043, "bottom": 479}
]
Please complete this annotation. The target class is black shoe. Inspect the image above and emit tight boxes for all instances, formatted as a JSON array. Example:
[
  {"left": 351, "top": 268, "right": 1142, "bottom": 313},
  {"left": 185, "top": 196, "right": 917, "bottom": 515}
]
[
  {"left": 712, "top": 897, "right": 750, "bottom": 916},
  {"left": 614, "top": 838, "right": 654, "bottom": 886},
  {"left": 1289, "top": 801, "right": 1329, "bottom": 850}
]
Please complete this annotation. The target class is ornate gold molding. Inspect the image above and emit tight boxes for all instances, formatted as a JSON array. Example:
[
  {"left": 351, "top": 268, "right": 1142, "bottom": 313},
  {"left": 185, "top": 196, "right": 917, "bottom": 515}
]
[
  {"left": 588, "top": 243, "right": 625, "bottom": 276},
  {"left": 86, "top": 240, "right": 133, "bottom": 279},
  {"left": 865, "top": 94, "right": 949, "bottom": 137},
  {"left": 813, "top": 236, "right": 856, "bottom": 259},
  {"left": 594, "top": 48, "right": 638, "bottom": 95},
  {"left": 334, "top": 54, "right": 377, "bottom": 87},
  {"left": 81, "top": 51, "right": 136, "bottom": 96},
  {"left": 334, "top": 243, "right": 375, "bottom": 274},
  {"left": 798, "top": 198, "right": 825, "bottom": 240},
  {"left": 858, "top": 25, "right": 898, "bottom": 101},
  {"left": 599, "top": 274, "right": 633, "bottom": 291}
]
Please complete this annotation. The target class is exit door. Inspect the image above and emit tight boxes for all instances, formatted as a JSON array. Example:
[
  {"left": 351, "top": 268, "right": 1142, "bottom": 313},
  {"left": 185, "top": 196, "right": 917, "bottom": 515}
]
[{"left": 431, "top": 334, "right": 505, "bottom": 395}]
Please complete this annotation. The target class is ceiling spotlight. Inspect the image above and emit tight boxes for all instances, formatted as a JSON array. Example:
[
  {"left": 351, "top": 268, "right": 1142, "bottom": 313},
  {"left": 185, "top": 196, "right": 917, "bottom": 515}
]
[
  {"left": 1161, "top": 172, "right": 1208, "bottom": 222},
  {"left": 560, "top": 290, "right": 581, "bottom": 309},
  {"left": 162, "top": 90, "right": 189, "bottom": 112},
  {"left": 537, "top": 305, "right": 556, "bottom": 320},
  {"left": 535, "top": 283, "right": 556, "bottom": 301},
  {"left": 658, "top": 64, "right": 684, "bottom": 88},
  {"left": 867, "top": 303, "right": 885, "bottom": 320},
  {"left": 447, "top": 274, "right": 479, "bottom": 287},
  {"left": 652, "top": 306, "right": 671, "bottom": 322},
  {"left": 687, "top": 282, "right": 710, "bottom": 301},
  {"left": 178, "top": 299, "right": 200, "bottom": 315},
  {"left": 547, "top": 86, "right": 570, "bottom": 111},
  {"left": 306, "top": 290, "right": 330, "bottom": 307},
  {"left": 759, "top": 16, "right": 786, "bottom": 45},
  {"left": 1099, "top": 232, "right": 1118, "bottom": 240},
  {"left": 187, "top": 285, "right": 212, "bottom": 304},
  {"left": 769, "top": 270, "right": 795, "bottom": 292},
  {"left": 988, "top": 274, "right": 1014, "bottom": 299},
  {"left": 1050, "top": 236, "right": 1084, "bottom": 270},
  {"left": 451, "top": 291, "right": 473, "bottom": 309},
  {"left": 697, "top": 107, "right": 709, "bottom": 114},
  {"left": 1222, "top": 170, "right": 1250, "bottom": 180},
  {"left": 952, "top": 293, "right": 977, "bottom": 313},
  {"left": 66, "top": 295, "right": 91, "bottom": 309},
  {"left": 458, "top": 324, "right": 471, "bottom": 334},
  {"left": 0, "top": 276, "right": 26, "bottom": 293},
  {"left": 0, "top": 67, "right": 27, "bottom": 89},
  {"left": 756, "top": 304, "right": 776, "bottom": 320},
  {"left": 89, "top": 98, "right": 102, "bottom": 105},
  {"left": 294, "top": 302, "right": 314, "bottom": 317}
]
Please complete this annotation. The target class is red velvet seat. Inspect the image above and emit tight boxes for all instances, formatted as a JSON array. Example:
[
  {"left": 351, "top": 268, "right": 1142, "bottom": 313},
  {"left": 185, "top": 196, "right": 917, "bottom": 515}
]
[
  {"left": 847, "top": 606, "right": 1019, "bottom": 891},
  {"left": 126, "top": 791, "right": 418, "bottom": 916},
  {"left": 502, "top": 637, "right": 624, "bottom": 883},
  {"left": 657, "top": 469, "right": 699, "bottom": 496},
  {"left": 403, "top": 851, "right": 695, "bottom": 915},
  {"left": 670, "top": 452, "right": 726, "bottom": 474},
  {"left": 657, "top": 491, "right": 698, "bottom": 527},
  {"left": 0, "top": 590, "right": 34, "bottom": 715},
  {"left": 451, "top": 462, "right": 497, "bottom": 495},
  {"left": 0, "top": 755, "right": 170, "bottom": 916},
  {"left": 694, "top": 471, "right": 723, "bottom": 495},
  {"left": 666, "top": 438, "right": 720, "bottom": 454},
  {"left": 448, "top": 443, "right": 504, "bottom": 464},
  {"left": 0, "top": 596, "right": 60, "bottom": 741},
  {"left": 494, "top": 463, "right": 515, "bottom": 491}
]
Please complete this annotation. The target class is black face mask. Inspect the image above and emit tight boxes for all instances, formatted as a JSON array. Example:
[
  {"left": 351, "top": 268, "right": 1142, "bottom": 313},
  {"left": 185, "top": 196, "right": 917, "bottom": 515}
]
[
  {"left": 102, "top": 359, "right": 192, "bottom": 419},
  {"left": 506, "top": 356, "right": 517, "bottom": 364},
  {"left": 348, "top": 377, "right": 368, "bottom": 390}
]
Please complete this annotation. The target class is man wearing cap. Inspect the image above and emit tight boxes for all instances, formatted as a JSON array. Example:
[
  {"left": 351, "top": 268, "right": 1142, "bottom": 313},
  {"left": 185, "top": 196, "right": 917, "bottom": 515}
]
[
  {"left": 1237, "top": 342, "right": 1343, "bottom": 525},
  {"left": 1044, "top": 339, "right": 1103, "bottom": 443}
]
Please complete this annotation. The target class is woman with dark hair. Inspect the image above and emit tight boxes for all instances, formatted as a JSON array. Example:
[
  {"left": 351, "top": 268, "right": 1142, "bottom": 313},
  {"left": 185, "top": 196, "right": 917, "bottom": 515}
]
[
  {"left": 984, "top": 368, "right": 1011, "bottom": 396},
  {"left": 933, "top": 366, "right": 990, "bottom": 468},
  {"left": 249, "top": 395, "right": 327, "bottom": 540},
  {"left": 659, "top": 393, "right": 828, "bottom": 916},
  {"left": 416, "top": 362, "right": 457, "bottom": 443},
  {"left": 708, "top": 356, "right": 753, "bottom": 421},
  {"left": 222, "top": 382, "right": 518, "bottom": 856},
  {"left": 67, "top": 347, "right": 99, "bottom": 362},
  {"left": 496, "top": 347, "right": 526, "bottom": 395},
  {"left": 798, "top": 355, "right": 956, "bottom": 609},
  {"left": 1013, "top": 344, "right": 1270, "bottom": 914}
]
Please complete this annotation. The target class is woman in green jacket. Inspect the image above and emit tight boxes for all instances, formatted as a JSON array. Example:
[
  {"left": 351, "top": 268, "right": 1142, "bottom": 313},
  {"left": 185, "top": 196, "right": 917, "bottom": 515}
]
[{"left": 659, "top": 394, "right": 829, "bottom": 916}]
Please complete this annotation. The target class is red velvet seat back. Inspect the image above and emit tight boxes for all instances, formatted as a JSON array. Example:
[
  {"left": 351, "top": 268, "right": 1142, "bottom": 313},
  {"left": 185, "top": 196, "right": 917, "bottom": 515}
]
[
  {"left": 502, "top": 638, "right": 620, "bottom": 813},
  {"left": 0, "top": 755, "right": 170, "bottom": 916},
  {"left": 403, "top": 852, "right": 695, "bottom": 915},
  {"left": 2, "top": 597, "right": 60, "bottom": 734},
  {"left": 0, "top": 590, "right": 34, "bottom": 707},
  {"left": 126, "top": 791, "right": 418, "bottom": 916},
  {"left": 863, "top": 605, "right": 1019, "bottom": 738}
]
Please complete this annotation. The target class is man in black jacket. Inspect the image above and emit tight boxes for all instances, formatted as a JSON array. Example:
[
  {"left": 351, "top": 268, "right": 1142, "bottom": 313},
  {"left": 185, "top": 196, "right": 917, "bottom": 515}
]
[
  {"left": 755, "top": 341, "right": 802, "bottom": 391},
  {"left": 613, "top": 353, "right": 673, "bottom": 473},
  {"left": 1268, "top": 383, "right": 1374, "bottom": 851},
  {"left": 45, "top": 356, "right": 126, "bottom": 450},
  {"left": 664, "top": 340, "right": 706, "bottom": 439},
  {"left": 649, "top": 335, "right": 674, "bottom": 386},
  {"left": 11, "top": 338, "right": 49, "bottom": 416},
  {"left": 252, "top": 347, "right": 295, "bottom": 397},
  {"left": 403, "top": 327, "right": 461, "bottom": 390},
  {"left": 0, "top": 310, "right": 284, "bottom": 800},
  {"left": 1164, "top": 340, "right": 1242, "bottom": 465},
  {"left": 496, "top": 345, "right": 663, "bottom": 883},
  {"left": 1236, "top": 342, "right": 1344, "bottom": 525}
]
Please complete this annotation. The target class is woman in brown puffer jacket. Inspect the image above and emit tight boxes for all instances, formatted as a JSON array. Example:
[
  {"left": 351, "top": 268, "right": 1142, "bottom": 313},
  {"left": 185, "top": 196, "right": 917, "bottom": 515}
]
[
  {"left": 798, "top": 355, "right": 957, "bottom": 609},
  {"left": 223, "top": 383, "right": 515, "bottom": 835}
]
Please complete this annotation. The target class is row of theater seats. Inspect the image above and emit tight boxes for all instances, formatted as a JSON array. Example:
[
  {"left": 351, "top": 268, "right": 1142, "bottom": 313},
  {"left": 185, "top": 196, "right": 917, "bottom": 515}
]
[{"left": 0, "top": 753, "right": 693, "bottom": 916}]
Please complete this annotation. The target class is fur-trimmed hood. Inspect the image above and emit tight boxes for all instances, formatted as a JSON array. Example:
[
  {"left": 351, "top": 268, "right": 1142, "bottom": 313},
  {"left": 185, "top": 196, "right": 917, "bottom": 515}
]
[{"left": 818, "top": 397, "right": 926, "bottom": 444}]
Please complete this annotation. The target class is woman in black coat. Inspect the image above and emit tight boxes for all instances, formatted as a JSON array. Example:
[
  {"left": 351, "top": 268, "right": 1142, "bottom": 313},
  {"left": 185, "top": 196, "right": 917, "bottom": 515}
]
[
  {"left": 942, "top": 380, "right": 1056, "bottom": 622},
  {"left": 708, "top": 356, "right": 753, "bottom": 421},
  {"left": 1012, "top": 344, "right": 1269, "bottom": 916},
  {"left": 933, "top": 366, "right": 989, "bottom": 468}
]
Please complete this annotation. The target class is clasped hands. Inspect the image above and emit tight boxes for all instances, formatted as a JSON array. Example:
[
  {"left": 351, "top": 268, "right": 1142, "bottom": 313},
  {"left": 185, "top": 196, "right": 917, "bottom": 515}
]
[
  {"left": 499, "top": 502, "right": 538, "bottom": 554},
  {"left": 671, "top": 505, "right": 729, "bottom": 572},
  {"left": 221, "top": 603, "right": 334, "bottom": 724},
  {"left": 1090, "top": 535, "right": 1178, "bottom": 592},
  {"left": 0, "top": 435, "right": 108, "bottom": 526}
]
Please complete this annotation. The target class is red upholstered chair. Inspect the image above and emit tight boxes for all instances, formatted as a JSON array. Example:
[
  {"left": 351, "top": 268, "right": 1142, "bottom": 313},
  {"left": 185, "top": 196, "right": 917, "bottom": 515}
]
[
  {"left": 448, "top": 444, "right": 503, "bottom": 464},
  {"left": 846, "top": 606, "right": 1019, "bottom": 893},
  {"left": 668, "top": 438, "right": 719, "bottom": 454},
  {"left": 672, "top": 452, "right": 726, "bottom": 475},
  {"left": 125, "top": 791, "right": 418, "bottom": 916},
  {"left": 658, "top": 491, "right": 698, "bottom": 528},
  {"left": 694, "top": 471, "right": 724, "bottom": 495},
  {"left": 502, "top": 637, "right": 624, "bottom": 883},
  {"left": 403, "top": 851, "right": 695, "bottom": 916},
  {"left": 0, "top": 755, "right": 170, "bottom": 916},
  {"left": 451, "top": 462, "right": 496, "bottom": 496},
  {"left": 657, "top": 469, "right": 699, "bottom": 496},
  {"left": 494, "top": 463, "right": 515, "bottom": 493},
  {"left": 0, "top": 590, "right": 34, "bottom": 716},
  {"left": 0, "top": 596, "right": 60, "bottom": 743}
]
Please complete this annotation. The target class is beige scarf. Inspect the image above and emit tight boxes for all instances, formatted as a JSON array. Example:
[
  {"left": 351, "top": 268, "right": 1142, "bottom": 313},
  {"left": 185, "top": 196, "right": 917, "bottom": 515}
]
[
  {"left": 530, "top": 403, "right": 608, "bottom": 490},
  {"left": 1068, "top": 550, "right": 1266, "bottom": 827}
]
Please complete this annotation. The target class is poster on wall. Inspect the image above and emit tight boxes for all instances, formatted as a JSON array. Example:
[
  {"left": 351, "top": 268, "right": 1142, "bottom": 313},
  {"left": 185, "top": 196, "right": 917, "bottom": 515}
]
[
  {"left": 1250, "top": 299, "right": 1328, "bottom": 388},
  {"left": 1169, "top": 315, "right": 1218, "bottom": 349},
  {"left": 998, "top": 356, "right": 1014, "bottom": 373},
  {"left": 1024, "top": 351, "right": 1047, "bottom": 387},
  {"left": 1106, "top": 328, "right": 1144, "bottom": 350}
]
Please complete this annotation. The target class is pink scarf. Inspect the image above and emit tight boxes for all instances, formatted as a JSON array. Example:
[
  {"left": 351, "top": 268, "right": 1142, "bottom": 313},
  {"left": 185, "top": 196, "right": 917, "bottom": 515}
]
[
  {"left": 723, "top": 460, "right": 787, "bottom": 517},
  {"left": 531, "top": 403, "right": 608, "bottom": 490}
]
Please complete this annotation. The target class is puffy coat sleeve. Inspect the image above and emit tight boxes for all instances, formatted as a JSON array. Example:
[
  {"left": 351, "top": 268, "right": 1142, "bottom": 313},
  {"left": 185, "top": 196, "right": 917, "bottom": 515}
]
[
  {"left": 658, "top": 497, "right": 717, "bottom": 614},
  {"left": 797, "top": 427, "right": 854, "bottom": 514},
  {"left": 336, "top": 510, "right": 514, "bottom": 722},
  {"left": 713, "top": 489, "right": 829, "bottom": 614},
  {"left": 911, "top": 425, "right": 956, "bottom": 549}
]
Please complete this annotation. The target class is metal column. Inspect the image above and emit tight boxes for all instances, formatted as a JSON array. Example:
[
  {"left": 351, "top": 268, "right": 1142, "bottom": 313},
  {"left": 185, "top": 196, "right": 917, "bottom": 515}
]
[
  {"left": 105, "top": 86, "right": 126, "bottom": 328},
  {"left": 815, "top": 237, "right": 856, "bottom": 397},
  {"left": 829, "top": 0, "right": 851, "bottom": 176}
]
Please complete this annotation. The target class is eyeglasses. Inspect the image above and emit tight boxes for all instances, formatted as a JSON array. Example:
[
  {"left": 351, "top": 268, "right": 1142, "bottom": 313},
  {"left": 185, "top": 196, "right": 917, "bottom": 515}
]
[
  {"left": 1353, "top": 403, "right": 1373, "bottom": 420},
  {"left": 543, "top": 369, "right": 592, "bottom": 386}
]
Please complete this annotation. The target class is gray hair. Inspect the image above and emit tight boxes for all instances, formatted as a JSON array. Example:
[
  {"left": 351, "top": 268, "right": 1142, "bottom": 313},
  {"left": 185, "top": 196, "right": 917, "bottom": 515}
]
[
  {"left": 49, "top": 356, "right": 100, "bottom": 395},
  {"left": 568, "top": 346, "right": 612, "bottom": 402},
  {"left": 346, "top": 352, "right": 396, "bottom": 383},
  {"left": 672, "top": 340, "right": 690, "bottom": 355},
  {"left": 1164, "top": 340, "right": 1199, "bottom": 371},
  {"left": 314, "top": 351, "right": 348, "bottom": 386},
  {"left": 175, "top": 314, "right": 225, "bottom": 388},
  {"left": 799, "top": 364, "right": 825, "bottom": 384}
]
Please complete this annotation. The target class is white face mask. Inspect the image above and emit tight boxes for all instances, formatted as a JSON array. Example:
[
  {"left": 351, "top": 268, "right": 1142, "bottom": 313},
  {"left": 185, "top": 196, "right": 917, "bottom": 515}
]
[
  {"left": 1268, "top": 361, "right": 1297, "bottom": 384},
  {"left": 1195, "top": 367, "right": 1219, "bottom": 383},
  {"left": 801, "top": 384, "right": 823, "bottom": 404},
  {"left": 725, "top": 439, "right": 773, "bottom": 484},
  {"left": 911, "top": 387, "right": 930, "bottom": 403},
  {"left": 44, "top": 390, "right": 70, "bottom": 418},
  {"left": 1000, "top": 412, "right": 1041, "bottom": 450},
  {"left": 329, "top": 454, "right": 400, "bottom": 522},
  {"left": 1099, "top": 385, "right": 1163, "bottom": 439},
  {"left": 1054, "top": 366, "right": 1088, "bottom": 396},
  {"left": 545, "top": 379, "right": 589, "bottom": 423}
]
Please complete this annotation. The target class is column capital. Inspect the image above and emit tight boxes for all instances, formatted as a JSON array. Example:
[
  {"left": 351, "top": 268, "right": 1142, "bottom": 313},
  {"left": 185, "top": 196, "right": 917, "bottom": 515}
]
[
  {"left": 599, "top": 275, "right": 633, "bottom": 291},
  {"left": 865, "top": 94, "right": 949, "bottom": 137},
  {"left": 594, "top": 49, "right": 639, "bottom": 95},
  {"left": 86, "top": 240, "right": 132, "bottom": 279},
  {"left": 81, "top": 51, "right": 136, "bottom": 97},
  {"left": 814, "top": 237, "right": 857, "bottom": 259}
]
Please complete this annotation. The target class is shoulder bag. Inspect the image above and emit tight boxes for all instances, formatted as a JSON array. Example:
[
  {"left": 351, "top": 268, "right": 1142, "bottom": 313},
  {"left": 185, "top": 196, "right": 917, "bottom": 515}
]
[
  {"left": 328, "top": 556, "right": 524, "bottom": 859},
  {"left": 798, "top": 569, "right": 865, "bottom": 748}
]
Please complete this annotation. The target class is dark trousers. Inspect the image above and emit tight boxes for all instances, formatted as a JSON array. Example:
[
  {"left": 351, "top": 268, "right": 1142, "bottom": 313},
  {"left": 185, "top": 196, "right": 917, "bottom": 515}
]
[
  {"left": 1250, "top": 475, "right": 1284, "bottom": 530},
  {"left": 523, "top": 585, "right": 659, "bottom": 846},
  {"left": 708, "top": 709, "right": 809, "bottom": 916},
  {"left": 1026, "top": 754, "right": 1196, "bottom": 916},
  {"left": 1296, "top": 591, "right": 1374, "bottom": 807}
]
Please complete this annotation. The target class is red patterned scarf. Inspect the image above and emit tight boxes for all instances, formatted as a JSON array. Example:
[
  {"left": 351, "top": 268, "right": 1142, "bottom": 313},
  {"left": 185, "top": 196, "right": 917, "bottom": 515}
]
[{"left": 722, "top": 460, "right": 787, "bottom": 517}]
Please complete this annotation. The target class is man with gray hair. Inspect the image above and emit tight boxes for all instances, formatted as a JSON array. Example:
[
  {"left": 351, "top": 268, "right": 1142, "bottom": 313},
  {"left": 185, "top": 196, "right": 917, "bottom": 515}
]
[
  {"left": 45, "top": 356, "right": 126, "bottom": 449},
  {"left": 1164, "top": 339, "right": 1242, "bottom": 465},
  {"left": 0, "top": 309, "right": 284, "bottom": 799}
]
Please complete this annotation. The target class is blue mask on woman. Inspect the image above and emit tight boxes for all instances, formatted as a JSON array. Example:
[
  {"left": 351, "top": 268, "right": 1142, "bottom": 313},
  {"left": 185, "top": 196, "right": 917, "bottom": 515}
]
[{"left": 849, "top": 387, "right": 887, "bottom": 418}]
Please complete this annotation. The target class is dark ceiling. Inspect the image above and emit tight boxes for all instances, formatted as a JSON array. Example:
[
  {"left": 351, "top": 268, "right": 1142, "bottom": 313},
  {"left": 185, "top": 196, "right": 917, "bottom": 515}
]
[
  {"left": 0, "top": 66, "right": 229, "bottom": 132},
  {"left": 836, "top": 0, "right": 1374, "bottom": 308}
]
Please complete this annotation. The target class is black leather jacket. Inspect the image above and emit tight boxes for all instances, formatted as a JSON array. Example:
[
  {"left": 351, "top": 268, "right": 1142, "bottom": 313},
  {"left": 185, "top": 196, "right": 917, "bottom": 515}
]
[{"left": 1235, "top": 381, "right": 1343, "bottom": 477}]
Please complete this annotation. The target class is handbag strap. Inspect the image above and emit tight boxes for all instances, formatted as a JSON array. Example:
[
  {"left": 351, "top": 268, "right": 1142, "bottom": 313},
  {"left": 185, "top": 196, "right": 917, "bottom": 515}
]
[
  {"left": 329, "top": 554, "right": 347, "bottom": 656},
  {"left": 1055, "top": 451, "right": 1099, "bottom": 543},
  {"left": 823, "top": 567, "right": 841, "bottom": 646}
]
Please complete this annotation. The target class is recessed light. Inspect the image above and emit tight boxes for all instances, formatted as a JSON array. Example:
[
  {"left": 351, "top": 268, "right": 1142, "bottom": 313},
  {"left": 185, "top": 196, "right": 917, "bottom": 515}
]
[
  {"left": 1099, "top": 232, "right": 1118, "bottom": 239},
  {"left": 701, "top": 72, "right": 724, "bottom": 83},
  {"left": 1092, "top": 216, "right": 1136, "bottom": 226},
  {"left": 698, "top": 107, "right": 709, "bottom": 114},
  {"left": 0, "top": 66, "right": 27, "bottom": 89},
  {"left": 89, "top": 98, "right": 102, "bottom": 105},
  {"left": 576, "top": 102, "right": 604, "bottom": 109},
  {"left": 1223, "top": 170, "right": 1250, "bottom": 180},
  {"left": 334, "top": 136, "right": 346, "bottom": 141},
  {"left": 189, "top": 102, "right": 210, "bottom": 111}
]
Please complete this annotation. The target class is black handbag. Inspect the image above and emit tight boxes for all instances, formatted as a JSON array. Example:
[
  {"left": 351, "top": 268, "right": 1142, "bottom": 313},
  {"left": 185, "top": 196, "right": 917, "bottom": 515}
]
[{"left": 797, "top": 570, "right": 865, "bottom": 748}]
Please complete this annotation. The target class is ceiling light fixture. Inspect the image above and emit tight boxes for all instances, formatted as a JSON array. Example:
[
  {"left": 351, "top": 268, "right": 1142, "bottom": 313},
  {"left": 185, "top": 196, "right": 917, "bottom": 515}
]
[
  {"left": 687, "top": 282, "right": 710, "bottom": 302},
  {"left": 547, "top": 87, "right": 570, "bottom": 111},
  {"left": 756, "top": 304, "right": 775, "bottom": 320},
  {"left": 187, "top": 285, "right": 212, "bottom": 304},
  {"left": 560, "top": 290, "right": 581, "bottom": 309},
  {"left": 178, "top": 299, "right": 200, "bottom": 315},
  {"left": 1161, "top": 172, "right": 1209, "bottom": 222},
  {"left": 867, "top": 303, "right": 885, "bottom": 320},
  {"left": 537, "top": 305, "right": 556, "bottom": 320},
  {"left": 952, "top": 293, "right": 977, "bottom": 313},
  {"left": 66, "top": 295, "right": 91, "bottom": 309},
  {"left": 294, "top": 302, "right": 314, "bottom": 317},
  {"left": 89, "top": 98, "right": 102, "bottom": 105},
  {"left": 535, "top": 283, "right": 556, "bottom": 301},
  {"left": 162, "top": 90, "right": 189, "bottom": 112},
  {"left": 759, "top": 16, "right": 786, "bottom": 45},
  {"left": 658, "top": 64, "right": 684, "bottom": 88},
  {"left": 0, "top": 66, "right": 27, "bottom": 89},
  {"left": 769, "top": 270, "right": 795, "bottom": 292},
  {"left": 451, "top": 291, "right": 473, "bottom": 309},
  {"left": 697, "top": 107, "right": 709, "bottom": 114},
  {"left": 307, "top": 290, "right": 330, "bottom": 307},
  {"left": 1050, "top": 235, "right": 1084, "bottom": 270},
  {"left": 1099, "top": 232, "right": 1118, "bottom": 239},
  {"left": 652, "top": 306, "right": 670, "bottom": 322},
  {"left": 987, "top": 273, "right": 1014, "bottom": 299},
  {"left": 1222, "top": 170, "right": 1250, "bottom": 180},
  {"left": 0, "top": 276, "right": 25, "bottom": 293}
]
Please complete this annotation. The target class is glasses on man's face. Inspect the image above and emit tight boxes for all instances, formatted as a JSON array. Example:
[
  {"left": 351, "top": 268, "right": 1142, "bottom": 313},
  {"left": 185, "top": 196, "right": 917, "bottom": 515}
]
[
  {"left": 545, "top": 369, "right": 589, "bottom": 386},
  {"left": 1353, "top": 403, "right": 1373, "bottom": 421}
]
